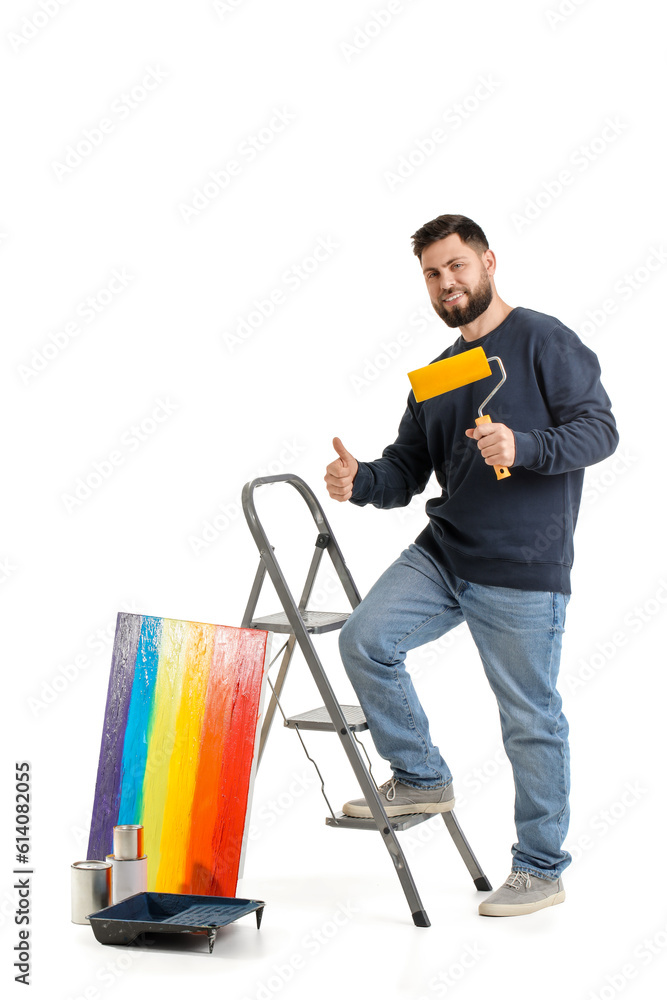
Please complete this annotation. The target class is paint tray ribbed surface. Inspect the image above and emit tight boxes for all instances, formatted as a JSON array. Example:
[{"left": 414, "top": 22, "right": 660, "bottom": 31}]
[{"left": 87, "top": 891, "right": 265, "bottom": 952}]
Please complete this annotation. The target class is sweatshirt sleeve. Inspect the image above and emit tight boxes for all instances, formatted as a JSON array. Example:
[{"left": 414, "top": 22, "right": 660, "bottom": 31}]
[
  {"left": 349, "top": 393, "right": 433, "bottom": 508},
  {"left": 512, "top": 324, "right": 619, "bottom": 475}
]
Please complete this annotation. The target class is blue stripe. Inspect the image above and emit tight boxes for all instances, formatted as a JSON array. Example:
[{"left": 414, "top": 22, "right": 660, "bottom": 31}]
[{"left": 117, "top": 615, "right": 163, "bottom": 825}]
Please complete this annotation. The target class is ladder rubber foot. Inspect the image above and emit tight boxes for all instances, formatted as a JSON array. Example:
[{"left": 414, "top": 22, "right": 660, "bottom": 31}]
[
  {"left": 412, "top": 909, "right": 431, "bottom": 928},
  {"left": 474, "top": 876, "right": 493, "bottom": 892}
]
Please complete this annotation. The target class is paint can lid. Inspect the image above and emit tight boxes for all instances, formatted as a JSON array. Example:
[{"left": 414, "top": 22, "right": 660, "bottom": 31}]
[{"left": 71, "top": 860, "right": 111, "bottom": 870}]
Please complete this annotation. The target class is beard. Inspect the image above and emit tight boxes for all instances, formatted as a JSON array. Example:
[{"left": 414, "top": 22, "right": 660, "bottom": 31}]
[{"left": 432, "top": 271, "right": 493, "bottom": 328}]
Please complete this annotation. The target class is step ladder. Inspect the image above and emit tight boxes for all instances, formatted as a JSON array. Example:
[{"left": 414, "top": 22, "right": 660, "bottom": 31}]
[{"left": 240, "top": 473, "right": 491, "bottom": 927}]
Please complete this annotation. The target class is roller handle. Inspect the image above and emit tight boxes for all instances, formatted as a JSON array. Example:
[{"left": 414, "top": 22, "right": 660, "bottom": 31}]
[{"left": 475, "top": 414, "right": 511, "bottom": 480}]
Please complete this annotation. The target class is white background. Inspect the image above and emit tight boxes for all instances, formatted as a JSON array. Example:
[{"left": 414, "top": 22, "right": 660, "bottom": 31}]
[{"left": 2, "top": 1, "right": 666, "bottom": 998}]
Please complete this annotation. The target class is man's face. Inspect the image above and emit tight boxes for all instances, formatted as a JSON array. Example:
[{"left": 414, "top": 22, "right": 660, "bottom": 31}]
[{"left": 421, "top": 235, "right": 493, "bottom": 328}]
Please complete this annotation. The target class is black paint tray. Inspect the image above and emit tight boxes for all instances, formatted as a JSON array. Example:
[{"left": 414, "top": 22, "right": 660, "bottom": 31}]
[{"left": 87, "top": 891, "right": 265, "bottom": 953}]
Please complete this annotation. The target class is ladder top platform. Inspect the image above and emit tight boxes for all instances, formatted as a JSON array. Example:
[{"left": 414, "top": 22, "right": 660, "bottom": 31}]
[{"left": 249, "top": 610, "right": 351, "bottom": 634}]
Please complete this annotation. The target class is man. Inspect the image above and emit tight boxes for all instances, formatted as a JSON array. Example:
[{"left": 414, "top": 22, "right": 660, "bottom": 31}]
[{"left": 324, "top": 214, "right": 618, "bottom": 917}]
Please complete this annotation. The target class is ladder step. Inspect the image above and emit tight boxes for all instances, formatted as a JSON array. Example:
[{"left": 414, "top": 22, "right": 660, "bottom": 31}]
[
  {"left": 326, "top": 811, "right": 436, "bottom": 832},
  {"left": 285, "top": 705, "right": 368, "bottom": 732},
  {"left": 248, "top": 610, "right": 351, "bottom": 634}
]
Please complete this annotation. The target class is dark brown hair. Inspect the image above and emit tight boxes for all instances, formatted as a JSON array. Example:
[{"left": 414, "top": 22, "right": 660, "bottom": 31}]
[{"left": 411, "top": 214, "right": 489, "bottom": 261}]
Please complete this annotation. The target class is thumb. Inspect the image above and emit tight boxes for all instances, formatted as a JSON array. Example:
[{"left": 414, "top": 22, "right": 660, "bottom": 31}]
[{"left": 332, "top": 436, "right": 352, "bottom": 465}]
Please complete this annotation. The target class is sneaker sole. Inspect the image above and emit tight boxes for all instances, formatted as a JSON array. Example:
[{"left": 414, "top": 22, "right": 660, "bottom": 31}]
[
  {"left": 342, "top": 798, "right": 456, "bottom": 819},
  {"left": 478, "top": 889, "right": 566, "bottom": 917}
]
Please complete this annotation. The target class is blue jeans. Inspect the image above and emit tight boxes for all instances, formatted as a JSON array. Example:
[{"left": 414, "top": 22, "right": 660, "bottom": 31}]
[{"left": 338, "top": 542, "right": 571, "bottom": 880}]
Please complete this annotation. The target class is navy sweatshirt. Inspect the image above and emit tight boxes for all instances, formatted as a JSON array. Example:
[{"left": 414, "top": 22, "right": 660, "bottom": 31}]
[{"left": 349, "top": 306, "right": 618, "bottom": 594}]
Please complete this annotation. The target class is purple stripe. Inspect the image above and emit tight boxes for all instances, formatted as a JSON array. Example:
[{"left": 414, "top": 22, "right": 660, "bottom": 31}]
[{"left": 87, "top": 612, "right": 142, "bottom": 861}]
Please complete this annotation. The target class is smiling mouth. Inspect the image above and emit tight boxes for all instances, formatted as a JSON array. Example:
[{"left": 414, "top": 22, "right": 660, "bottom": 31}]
[{"left": 443, "top": 291, "right": 466, "bottom": 303}]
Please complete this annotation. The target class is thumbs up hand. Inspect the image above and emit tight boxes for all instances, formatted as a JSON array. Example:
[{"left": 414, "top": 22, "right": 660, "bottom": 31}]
[{"left": 324, "top": 437, "right": 359, "bottom": 501}]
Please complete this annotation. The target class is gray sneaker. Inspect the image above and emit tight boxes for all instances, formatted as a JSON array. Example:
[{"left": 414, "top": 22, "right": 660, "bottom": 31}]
[
  {"left": 478, "top": 870, "right": 565, "bottom": 916},
  {"left": 342, "top": 777, "right": 455, "bottom": 818}
]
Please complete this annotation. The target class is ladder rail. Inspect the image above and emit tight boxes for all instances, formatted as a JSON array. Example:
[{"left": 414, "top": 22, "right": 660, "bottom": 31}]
[
  {"left": 256, "top": 634, "right": 297, "bottom": 763},
  {"left": 242, "top": 474, "right": 363, "bottom": 610},
  {"left": 242, "top": 507, "right": 342, "bottom": 761},
  {"left": 240, "top": 473, "right": 492, "bottom": 923},
  {"left": 241, "top": 556, "right": 269, "bottom": 629},
  {"left": 241, "top": 474, "right": 430, "bottom": 927},
  {"left": 254, "top": 542, "right": 329, "bottom": 759},
  {"left": 242, "top": 553, "right": 295, "bottom": 761}
]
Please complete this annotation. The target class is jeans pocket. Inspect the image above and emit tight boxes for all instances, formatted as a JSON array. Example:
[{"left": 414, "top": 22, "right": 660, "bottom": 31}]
[{"left": 551, "top": 592, "right": 569, "bottom": 633}]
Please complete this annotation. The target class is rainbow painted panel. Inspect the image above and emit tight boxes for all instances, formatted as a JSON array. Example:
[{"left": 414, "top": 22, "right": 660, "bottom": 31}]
[{"left": 87, "top": 613, "right": 268, "bottom": 896}]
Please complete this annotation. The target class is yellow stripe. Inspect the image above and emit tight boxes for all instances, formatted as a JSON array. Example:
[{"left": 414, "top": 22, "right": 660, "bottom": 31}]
[
  {"left": 154, "top": 622, "right": 215, "bottom": 891},
  {"left": 140, "top": 619, "right": 189, "bottom": 888}
]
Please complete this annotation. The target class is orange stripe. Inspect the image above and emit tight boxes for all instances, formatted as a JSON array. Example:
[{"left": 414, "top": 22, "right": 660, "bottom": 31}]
[{"left": 186, "top": 628, "right": 267, "bottom": 895}]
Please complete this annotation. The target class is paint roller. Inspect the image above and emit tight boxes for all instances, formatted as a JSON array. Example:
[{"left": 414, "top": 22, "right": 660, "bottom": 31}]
[{"left": 407, "top": 346, "right": 511, "bottom": 480}]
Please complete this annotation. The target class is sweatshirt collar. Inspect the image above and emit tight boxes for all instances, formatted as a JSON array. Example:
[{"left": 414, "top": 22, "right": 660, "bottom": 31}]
[{"left": 455, "top": 305, "right": 520, "bottom": 351}]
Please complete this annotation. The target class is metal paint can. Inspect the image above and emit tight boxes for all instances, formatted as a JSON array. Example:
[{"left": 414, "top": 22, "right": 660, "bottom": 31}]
[
  {"left": 113, "top": 824, "right": 144, "bottom": 860},
  {"left": 105, "top": 854, "right": 148, "bottom": 904},
  {"left": 71, "top": 861, "right": 112, "bottom": 924}
]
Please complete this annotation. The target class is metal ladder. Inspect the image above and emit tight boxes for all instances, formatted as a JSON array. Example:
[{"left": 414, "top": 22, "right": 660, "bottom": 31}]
[{"left": 240, "top": 473, "right": 491, "bottom": 927}]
